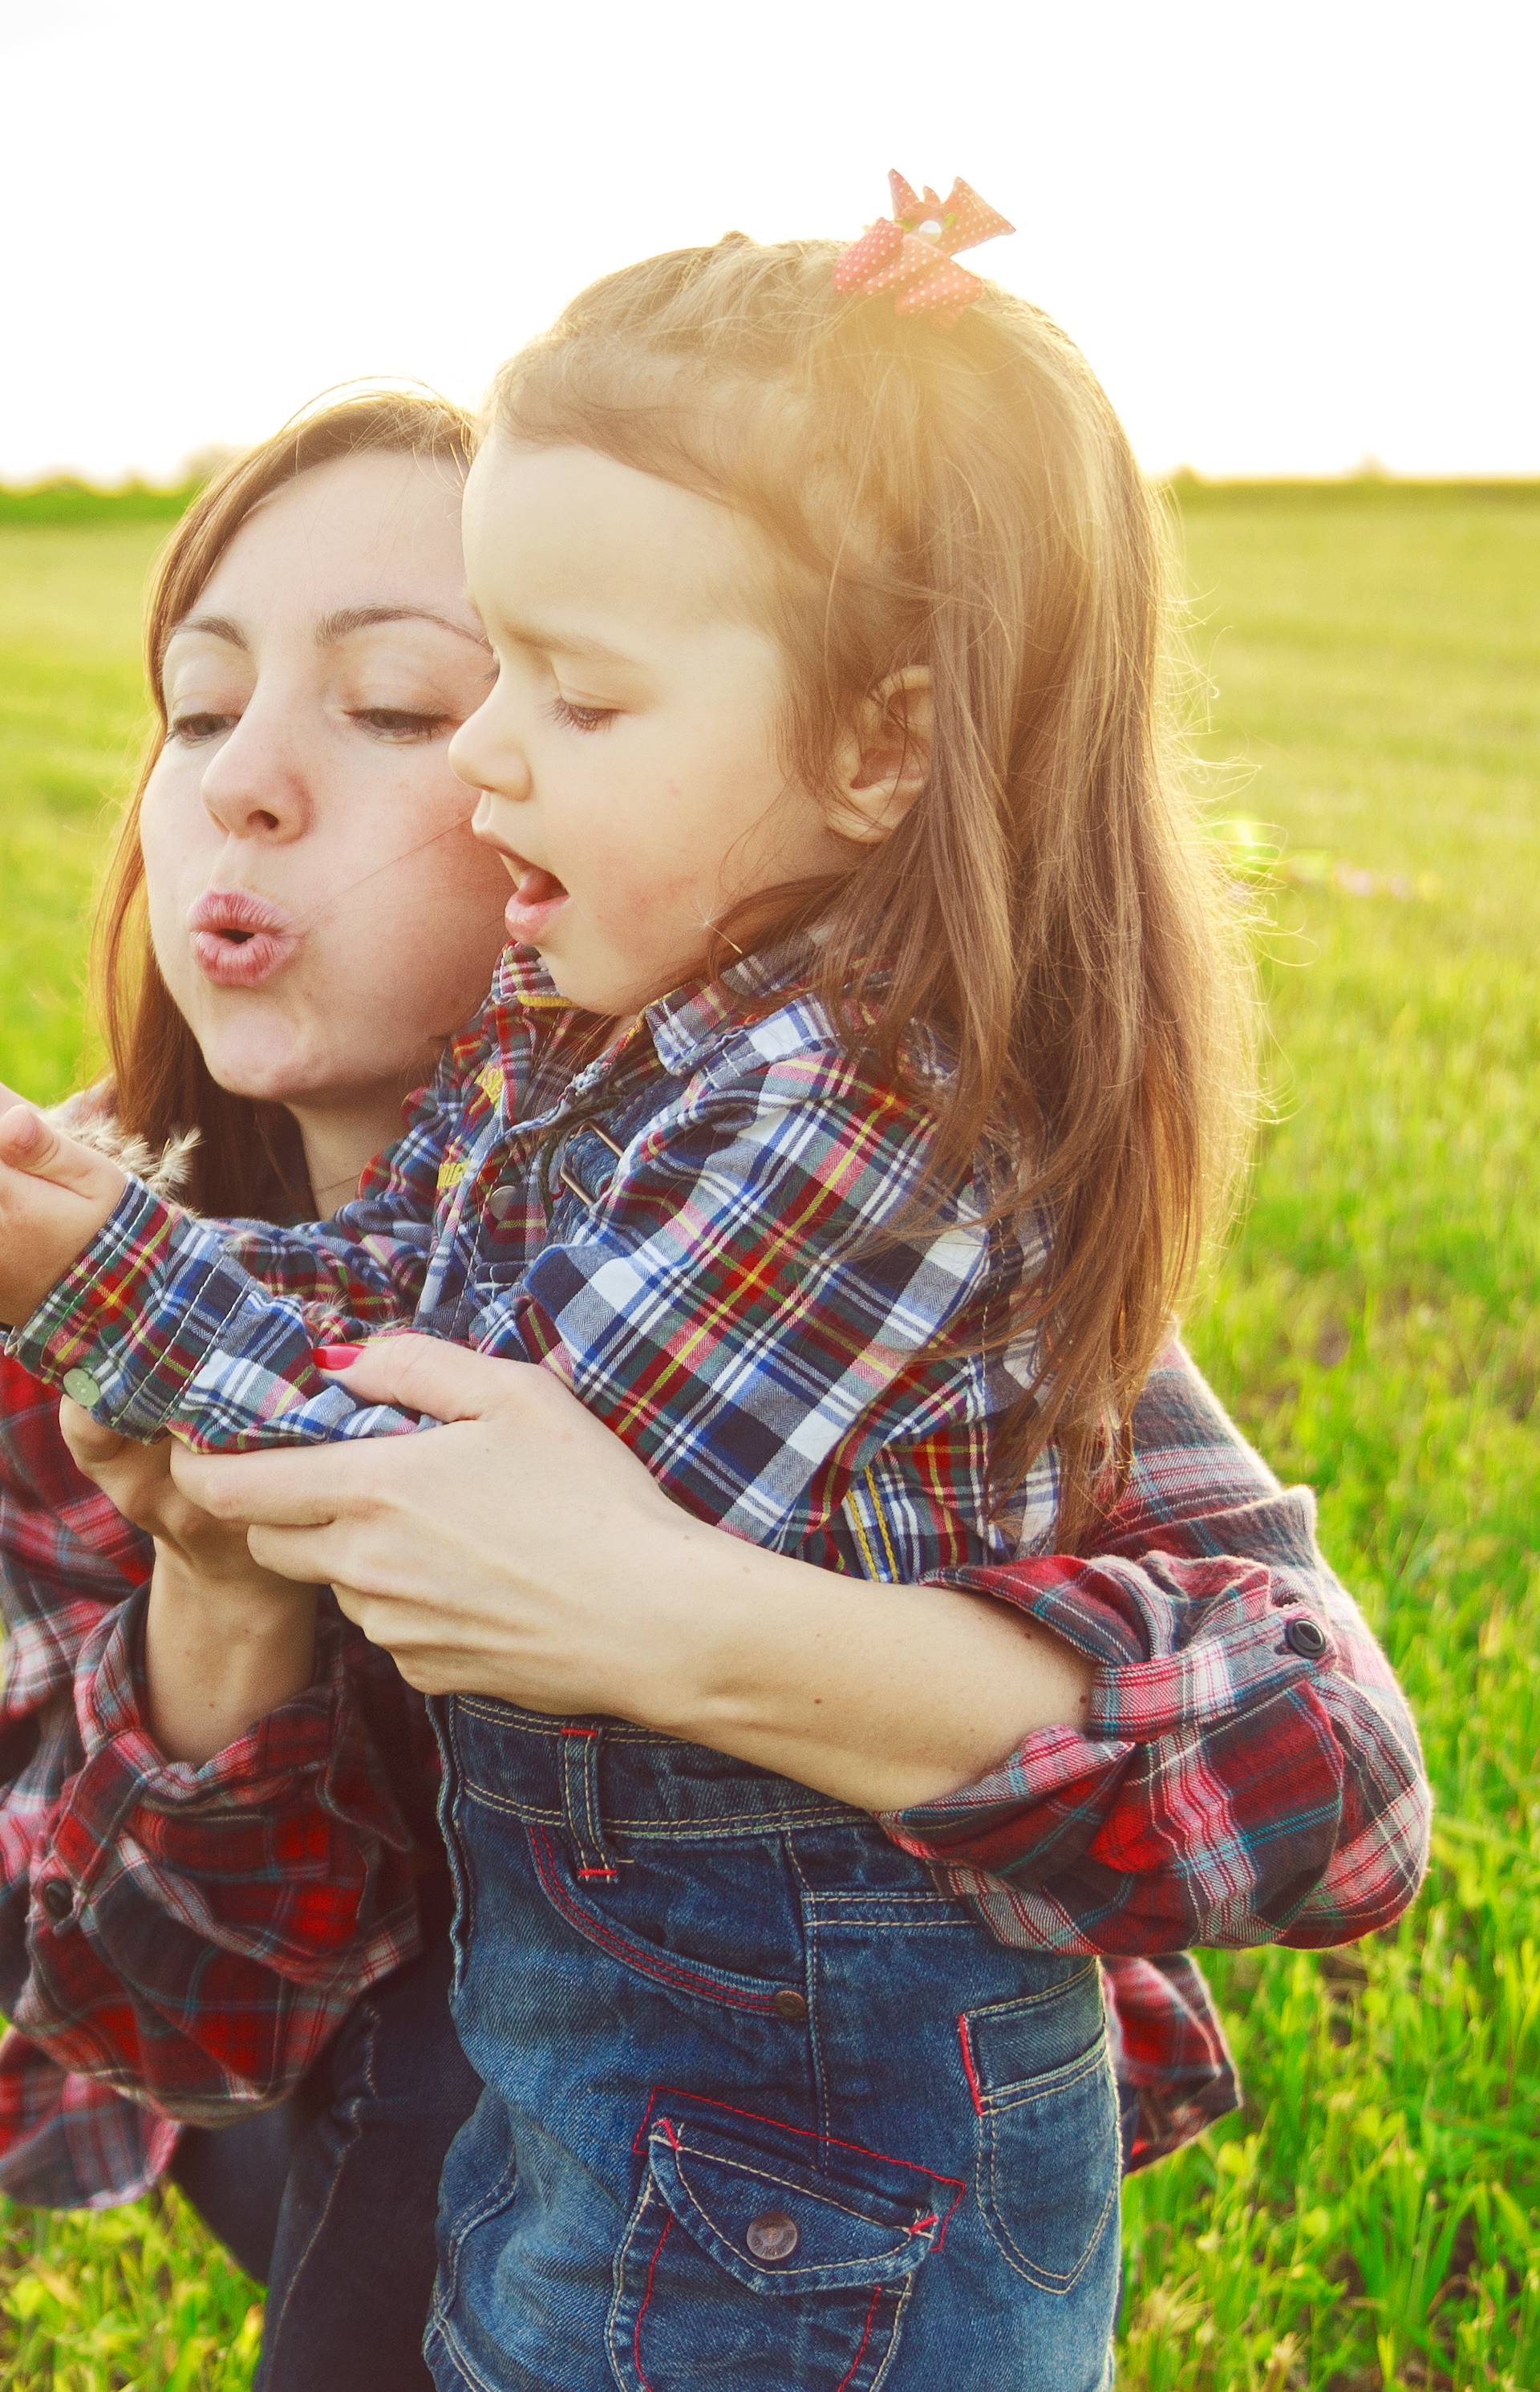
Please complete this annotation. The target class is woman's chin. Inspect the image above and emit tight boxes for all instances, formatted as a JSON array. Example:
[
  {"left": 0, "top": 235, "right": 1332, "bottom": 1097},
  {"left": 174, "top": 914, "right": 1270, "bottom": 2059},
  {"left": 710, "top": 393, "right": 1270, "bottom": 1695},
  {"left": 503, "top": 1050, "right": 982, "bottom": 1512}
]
[{"left": 197, "top": 1028, "right": 331, "bottom": 1111}]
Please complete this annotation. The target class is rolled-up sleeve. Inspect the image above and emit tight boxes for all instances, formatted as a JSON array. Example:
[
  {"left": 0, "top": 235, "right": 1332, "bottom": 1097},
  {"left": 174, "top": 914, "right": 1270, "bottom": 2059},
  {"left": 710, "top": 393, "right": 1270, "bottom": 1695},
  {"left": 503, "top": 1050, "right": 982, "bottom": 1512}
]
[
  {"left": 879, "top": 1345, "right": 1431, "bottom": 1956},
  {"left": 14, "top": 1590, "right": 431, "bottom": 2125}
]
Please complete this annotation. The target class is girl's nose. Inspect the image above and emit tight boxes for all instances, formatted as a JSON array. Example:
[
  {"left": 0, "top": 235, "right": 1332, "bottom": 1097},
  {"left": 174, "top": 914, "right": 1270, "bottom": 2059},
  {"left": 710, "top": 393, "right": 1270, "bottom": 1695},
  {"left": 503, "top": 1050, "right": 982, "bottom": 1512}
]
[
  {"left": 448, "top": 693, "right": 530, "bottom": 804},
  {"left": 198, "top": 707, "right": 311, "bottom": 844}
]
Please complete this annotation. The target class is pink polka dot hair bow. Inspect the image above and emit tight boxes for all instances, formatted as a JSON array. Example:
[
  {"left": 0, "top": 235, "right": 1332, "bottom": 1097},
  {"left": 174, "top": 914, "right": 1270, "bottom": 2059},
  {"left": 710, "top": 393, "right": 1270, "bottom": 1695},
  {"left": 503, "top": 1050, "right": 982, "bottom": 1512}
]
[{"left": 833, "top": 170, "right": 1015, "bottom": 326}]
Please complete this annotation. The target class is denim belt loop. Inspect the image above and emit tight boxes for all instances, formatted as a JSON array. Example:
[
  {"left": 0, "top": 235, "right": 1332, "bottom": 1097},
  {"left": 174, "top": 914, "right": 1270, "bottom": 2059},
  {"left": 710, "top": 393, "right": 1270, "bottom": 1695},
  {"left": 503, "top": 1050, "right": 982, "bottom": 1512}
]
[{"left": 557, "top": 1725, "right": 618, "bottom": 1880}]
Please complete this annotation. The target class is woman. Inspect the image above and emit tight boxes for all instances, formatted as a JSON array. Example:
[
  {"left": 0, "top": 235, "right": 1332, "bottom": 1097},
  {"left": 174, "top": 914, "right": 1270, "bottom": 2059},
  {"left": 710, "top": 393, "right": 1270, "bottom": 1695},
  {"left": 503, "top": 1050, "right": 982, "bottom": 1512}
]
[
  {"left": 0, "top": 389, "right": 506, "bottom": 2386},
  {"left": 2, "top": 394, "right": 1428, "bottom": 2380}
]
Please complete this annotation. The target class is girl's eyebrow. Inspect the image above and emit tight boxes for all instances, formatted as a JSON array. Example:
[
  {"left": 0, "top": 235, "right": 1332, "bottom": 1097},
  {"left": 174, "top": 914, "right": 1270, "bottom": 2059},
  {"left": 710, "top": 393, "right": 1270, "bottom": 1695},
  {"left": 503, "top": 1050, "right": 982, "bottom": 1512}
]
[{"left": 496, "top": 614, "right": 637, "bottom": 667}]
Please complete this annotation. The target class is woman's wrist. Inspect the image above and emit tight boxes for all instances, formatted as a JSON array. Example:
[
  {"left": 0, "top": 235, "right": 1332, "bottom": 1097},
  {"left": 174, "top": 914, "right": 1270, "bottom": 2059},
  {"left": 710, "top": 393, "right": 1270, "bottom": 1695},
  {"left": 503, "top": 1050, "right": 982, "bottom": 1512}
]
[{"left": 142, "top": 1549, "right": 322, "bottom": 1766}]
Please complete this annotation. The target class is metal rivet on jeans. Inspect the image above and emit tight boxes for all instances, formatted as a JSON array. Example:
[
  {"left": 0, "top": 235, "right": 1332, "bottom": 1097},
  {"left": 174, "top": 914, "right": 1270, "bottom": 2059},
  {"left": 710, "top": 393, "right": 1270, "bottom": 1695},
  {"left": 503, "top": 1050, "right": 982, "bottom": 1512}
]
[
  {"left": 771, "top": 1988, "right": 808, "bottom": 2023},
  {"left": 746, "top": 2212, "right": 799, "bottom": 2262}
]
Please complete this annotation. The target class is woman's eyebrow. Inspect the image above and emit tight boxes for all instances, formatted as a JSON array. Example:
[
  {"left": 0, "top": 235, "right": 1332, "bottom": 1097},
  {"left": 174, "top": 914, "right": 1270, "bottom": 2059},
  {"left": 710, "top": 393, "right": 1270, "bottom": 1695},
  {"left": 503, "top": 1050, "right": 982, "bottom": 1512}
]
[
  {"left": 317, "top": 604, "right": 489, "bottom": 648},
  {"left": 166, "top": 613, "right": 246, "bottom": 651}
]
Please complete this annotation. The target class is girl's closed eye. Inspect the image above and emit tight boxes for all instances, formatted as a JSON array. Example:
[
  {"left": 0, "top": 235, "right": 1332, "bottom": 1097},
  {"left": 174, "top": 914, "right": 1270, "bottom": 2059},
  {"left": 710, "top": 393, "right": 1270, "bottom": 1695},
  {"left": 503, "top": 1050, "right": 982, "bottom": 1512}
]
[{"left": 545, "top": 695, "right": 618, "bottom": 736}]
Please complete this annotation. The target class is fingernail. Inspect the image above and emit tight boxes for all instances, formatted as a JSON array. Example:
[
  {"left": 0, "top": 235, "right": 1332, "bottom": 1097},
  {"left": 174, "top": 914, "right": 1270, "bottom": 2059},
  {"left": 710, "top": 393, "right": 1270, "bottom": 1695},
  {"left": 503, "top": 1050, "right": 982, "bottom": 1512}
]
[{"left": 311, "top": 1344, "right": 364, "bottom": 1371}]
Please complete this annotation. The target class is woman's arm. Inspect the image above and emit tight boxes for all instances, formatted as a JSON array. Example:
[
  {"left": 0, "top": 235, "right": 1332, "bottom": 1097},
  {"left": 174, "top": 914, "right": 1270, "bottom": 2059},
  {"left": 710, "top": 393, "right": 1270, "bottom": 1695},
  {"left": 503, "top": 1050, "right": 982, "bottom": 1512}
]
[
  {"left": 174, "top": 1335, "right": 1430, "bottom": 1953},
  {"left": 0, "top": 1360, "right": 432, "bottom": 2131},
  {"left": 58, "top": 1403, "right": 322, "bottom": 1764}
]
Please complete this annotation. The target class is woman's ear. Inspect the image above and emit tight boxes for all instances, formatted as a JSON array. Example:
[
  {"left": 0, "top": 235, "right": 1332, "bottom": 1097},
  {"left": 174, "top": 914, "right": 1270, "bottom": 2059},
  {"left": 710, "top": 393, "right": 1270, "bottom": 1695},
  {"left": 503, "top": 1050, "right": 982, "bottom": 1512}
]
[{"left": 825, "top": 668, "right": 934, "bottom": 847}]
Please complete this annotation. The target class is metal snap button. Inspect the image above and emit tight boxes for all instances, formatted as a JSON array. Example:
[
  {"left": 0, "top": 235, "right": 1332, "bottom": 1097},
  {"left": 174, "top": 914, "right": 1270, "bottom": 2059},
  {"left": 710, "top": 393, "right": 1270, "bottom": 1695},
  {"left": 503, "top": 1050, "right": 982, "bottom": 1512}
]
[
  {"left": 61, "top": 1367, "right": 102, "bottom": 1408},
  {"left": 40, "top": 1879, "right": 74, "bottom": 1924},
  {"left": 771, "top": 1988, "right": 808, "bottom": 2023},
  {"left": 746, "top": 2211, "right": 799, "bottom": 2261},
  {"left": 485, "top": 1185, "right": 517, "bottom": 1224},
  {"left": 1283, "top": 1616, "right": 1329, "bottom": 1660}
]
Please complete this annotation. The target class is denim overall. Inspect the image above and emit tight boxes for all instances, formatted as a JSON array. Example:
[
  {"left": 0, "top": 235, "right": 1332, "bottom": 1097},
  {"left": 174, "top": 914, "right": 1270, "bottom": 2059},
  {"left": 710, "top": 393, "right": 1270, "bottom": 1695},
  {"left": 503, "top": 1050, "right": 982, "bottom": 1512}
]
[{"left": 423, "top": 1089, "right": 1122, "bottom": 2392}]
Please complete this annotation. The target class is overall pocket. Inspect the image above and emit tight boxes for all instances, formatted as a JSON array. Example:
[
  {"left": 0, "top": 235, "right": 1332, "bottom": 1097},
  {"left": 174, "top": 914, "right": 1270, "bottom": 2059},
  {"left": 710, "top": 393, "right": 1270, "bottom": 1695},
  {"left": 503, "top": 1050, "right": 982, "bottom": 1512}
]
[
  {"left": 521, "top": 1818, "right": 807, "bottom": 2020},
  {"left": 959, "top": 1964, "right": 1121, "bottom": 2294},
  {"left": 609, "top": 2094, "right": 962, "bottom": 2392}
]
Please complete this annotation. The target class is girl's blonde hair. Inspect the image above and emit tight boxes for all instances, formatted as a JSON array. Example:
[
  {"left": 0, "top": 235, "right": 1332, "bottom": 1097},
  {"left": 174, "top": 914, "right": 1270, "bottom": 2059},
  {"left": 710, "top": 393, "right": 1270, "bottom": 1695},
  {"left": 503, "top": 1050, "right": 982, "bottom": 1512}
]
[
  {"left": 494, "top": 237, "right": 1254, "bottom": 1536},
  {"left": 94, "top": 388, "right": 477, "bottom": 1220}
]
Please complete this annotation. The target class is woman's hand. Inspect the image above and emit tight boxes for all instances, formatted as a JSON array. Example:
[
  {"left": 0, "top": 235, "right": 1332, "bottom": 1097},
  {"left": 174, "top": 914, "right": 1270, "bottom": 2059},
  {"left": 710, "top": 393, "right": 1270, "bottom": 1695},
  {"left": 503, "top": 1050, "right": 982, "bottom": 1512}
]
[
  {"left": 61, "top": 1398, "right": 321, "bottom": 1765},
  {"left": 60, "top": 1399, "right": 302, "bottom": 1602},
  {"left": 169, "top": 1337, "right": 1094, "bottom": 1811},
  {"left": 172, "top": 1340, "right": 695, "bottom": 1722}
]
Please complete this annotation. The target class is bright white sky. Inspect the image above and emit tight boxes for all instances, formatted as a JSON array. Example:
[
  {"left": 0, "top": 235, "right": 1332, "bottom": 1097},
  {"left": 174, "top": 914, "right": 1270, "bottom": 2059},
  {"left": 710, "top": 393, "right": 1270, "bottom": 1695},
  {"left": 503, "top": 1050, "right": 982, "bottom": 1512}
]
[{"left": 3, "top": 0, "right": 1535, "bottom": 482}]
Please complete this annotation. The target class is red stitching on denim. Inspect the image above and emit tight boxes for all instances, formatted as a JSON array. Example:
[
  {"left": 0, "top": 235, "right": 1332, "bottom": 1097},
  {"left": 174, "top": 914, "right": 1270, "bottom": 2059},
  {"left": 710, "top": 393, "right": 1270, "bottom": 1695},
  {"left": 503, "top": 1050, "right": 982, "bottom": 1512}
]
[
  {"left": 560, "top": 1725, "right": 599, "bottom": 1737},
  {"left": 630, "top": 2085, "right": 964, "bottom": 2243},
  {"left": 958, "top": 2013, "right": 983, "bottom": 2115},
  {"left": 631, "top": 2209, "right": 672, "bottom": 2392},
  {"left": 908, "top": 2212, "right": 938, "bottom": 2233},
  {"left": 832, "top": 2285, "right": 885, "bottom": 2392},
  {"left": 576, "top": 1867, "right": 620, "bottom": 1879},
  {"left": 527, "top": 1827, "right": 779, "bottom": 2015}
]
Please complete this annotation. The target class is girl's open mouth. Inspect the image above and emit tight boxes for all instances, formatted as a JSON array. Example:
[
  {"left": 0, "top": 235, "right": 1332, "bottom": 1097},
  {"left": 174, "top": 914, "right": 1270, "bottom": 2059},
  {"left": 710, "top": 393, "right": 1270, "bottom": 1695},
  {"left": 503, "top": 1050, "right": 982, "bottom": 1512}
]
[
  {"left": 502, "top": 857, "right": 569, "bottom": 947},
  {"left": 188, "top": 889, "right": 301, "bottom": 989}
]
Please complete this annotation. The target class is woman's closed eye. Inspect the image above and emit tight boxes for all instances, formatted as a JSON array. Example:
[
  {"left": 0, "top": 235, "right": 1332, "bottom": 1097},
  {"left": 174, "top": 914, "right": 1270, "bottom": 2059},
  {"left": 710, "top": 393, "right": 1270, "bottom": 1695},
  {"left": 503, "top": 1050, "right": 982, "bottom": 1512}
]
[
  {"left": 168, "top": 711, "right": 239, "bottom": 744},
  {"left": 351, "top": 706, "right": 459, "bottom": 743}
]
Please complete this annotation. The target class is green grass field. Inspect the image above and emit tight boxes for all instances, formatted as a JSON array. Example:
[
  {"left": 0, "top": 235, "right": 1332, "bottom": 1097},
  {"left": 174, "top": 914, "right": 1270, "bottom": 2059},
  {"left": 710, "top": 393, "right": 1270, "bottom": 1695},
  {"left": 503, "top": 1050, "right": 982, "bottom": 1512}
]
[{"left": 1, "top": 489, "right": 1536, "bottom": 2389}]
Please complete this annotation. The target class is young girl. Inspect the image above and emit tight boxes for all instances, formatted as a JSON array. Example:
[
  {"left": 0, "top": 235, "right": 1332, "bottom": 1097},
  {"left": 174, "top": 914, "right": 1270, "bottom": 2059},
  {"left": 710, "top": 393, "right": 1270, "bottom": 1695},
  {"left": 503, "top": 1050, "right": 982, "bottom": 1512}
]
[{"left": 3, "top": 193, "right": 1269, "bottom": 2385}]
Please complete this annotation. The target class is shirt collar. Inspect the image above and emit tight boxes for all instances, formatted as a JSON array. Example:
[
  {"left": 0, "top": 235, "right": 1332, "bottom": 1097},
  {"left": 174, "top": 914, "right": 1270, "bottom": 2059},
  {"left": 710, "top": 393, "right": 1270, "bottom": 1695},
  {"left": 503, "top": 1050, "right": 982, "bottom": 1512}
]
[{"left": 488, "top": 935, "right": 819, "bottom": 1083}]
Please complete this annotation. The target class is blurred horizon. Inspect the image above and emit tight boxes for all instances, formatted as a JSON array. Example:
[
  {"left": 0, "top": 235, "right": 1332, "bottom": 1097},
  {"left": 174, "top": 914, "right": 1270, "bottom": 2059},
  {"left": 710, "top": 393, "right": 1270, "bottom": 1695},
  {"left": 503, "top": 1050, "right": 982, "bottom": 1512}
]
[{"left": 4, "top": 0, "right": 1537, "bottom": 484}]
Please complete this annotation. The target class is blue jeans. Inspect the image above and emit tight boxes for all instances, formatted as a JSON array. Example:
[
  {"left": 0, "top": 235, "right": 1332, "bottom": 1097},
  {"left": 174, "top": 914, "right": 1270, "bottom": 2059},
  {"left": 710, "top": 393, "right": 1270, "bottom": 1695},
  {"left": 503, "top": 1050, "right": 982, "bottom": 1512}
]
[
  {"left": 425, "top": 1699, "right": 1121, "bottom": 2391},
  {"left": 172, "top": 1884, "right": 480, "bottom": 2392}
]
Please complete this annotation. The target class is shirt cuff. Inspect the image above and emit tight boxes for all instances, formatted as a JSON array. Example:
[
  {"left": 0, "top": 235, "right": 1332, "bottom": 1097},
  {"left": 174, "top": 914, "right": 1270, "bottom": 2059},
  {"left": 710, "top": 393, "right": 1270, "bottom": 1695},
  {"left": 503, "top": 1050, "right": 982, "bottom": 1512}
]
[{"left": 6, "top": 1180, "right": 242, "bottom": 1440}]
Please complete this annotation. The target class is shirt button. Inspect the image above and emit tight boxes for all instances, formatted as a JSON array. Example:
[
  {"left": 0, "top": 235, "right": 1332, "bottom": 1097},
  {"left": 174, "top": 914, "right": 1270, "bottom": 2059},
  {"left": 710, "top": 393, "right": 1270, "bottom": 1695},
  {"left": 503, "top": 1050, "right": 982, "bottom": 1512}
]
[
  {"left": 39, "top": 1879, "right": 75, "bottom": 1924},
  {"left": 745, "top": 2212, "right": 799, "bottom": 2262},
  {"left": 62, "top": 1367, "right": 102, "bottom": 1407},
  {"left": 771, "top": 1988, "right": 808, "bottom": 2023},
  {"left": 485, "top": 1185, "right": 517, "bottom": 1224},
  {"left": 1283, "top": 1616, "right": 1329, "bottom": 1660}
]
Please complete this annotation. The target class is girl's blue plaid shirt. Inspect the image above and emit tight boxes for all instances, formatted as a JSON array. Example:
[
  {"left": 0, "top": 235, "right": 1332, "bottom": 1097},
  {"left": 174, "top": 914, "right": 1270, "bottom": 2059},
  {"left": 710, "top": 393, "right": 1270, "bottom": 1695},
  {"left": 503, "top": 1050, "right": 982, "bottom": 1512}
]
[
  {"left": 11, "top": 938, "right": 1060, "bottom": 1575},
  {"left": 0, "top": 938, "right": 1430, "bottom": 2200}
]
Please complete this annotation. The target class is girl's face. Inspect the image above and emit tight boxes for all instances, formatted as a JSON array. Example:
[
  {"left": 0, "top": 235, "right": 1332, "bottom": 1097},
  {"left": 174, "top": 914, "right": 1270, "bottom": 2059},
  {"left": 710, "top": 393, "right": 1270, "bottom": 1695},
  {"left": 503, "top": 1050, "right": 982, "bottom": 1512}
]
[
  {"left": 449, "top": 438, "right": 856, "bottom": 1017},
  {"left": 141, "top": 449, "right": 508, "bottom": 1121}
]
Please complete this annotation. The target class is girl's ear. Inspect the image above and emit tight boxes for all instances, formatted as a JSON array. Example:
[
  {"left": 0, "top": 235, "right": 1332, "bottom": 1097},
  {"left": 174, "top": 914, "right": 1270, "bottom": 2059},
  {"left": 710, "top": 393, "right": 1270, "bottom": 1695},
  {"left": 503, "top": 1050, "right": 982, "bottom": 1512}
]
[{"left": 825, "top": 668, "right": 934, "bottom": 847}]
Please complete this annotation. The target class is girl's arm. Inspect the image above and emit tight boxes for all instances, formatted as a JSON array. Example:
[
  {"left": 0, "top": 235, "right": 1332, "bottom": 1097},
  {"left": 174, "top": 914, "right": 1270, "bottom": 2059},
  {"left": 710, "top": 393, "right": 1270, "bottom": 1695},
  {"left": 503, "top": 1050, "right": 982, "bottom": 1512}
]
[
  {"left": 0, "top": 1357, "right": 433, "bottom": 2135},
  {"left": 0, "top": 1047, "right": 472, "bottom": 1448}
]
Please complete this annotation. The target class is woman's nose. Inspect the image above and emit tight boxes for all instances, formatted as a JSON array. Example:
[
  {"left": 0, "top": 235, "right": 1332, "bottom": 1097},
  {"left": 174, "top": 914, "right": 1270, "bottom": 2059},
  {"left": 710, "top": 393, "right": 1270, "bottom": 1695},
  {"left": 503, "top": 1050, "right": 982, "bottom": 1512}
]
[{"left": 197, "top": 707, "right": 311, "bottom": 843}]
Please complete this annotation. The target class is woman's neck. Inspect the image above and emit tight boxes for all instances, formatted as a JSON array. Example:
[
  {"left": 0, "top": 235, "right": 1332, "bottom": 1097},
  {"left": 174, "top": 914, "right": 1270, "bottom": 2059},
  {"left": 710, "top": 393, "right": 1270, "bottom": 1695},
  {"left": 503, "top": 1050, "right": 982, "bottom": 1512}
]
[{"left": 286, "top": 1094, "right": 407, "bottom": 1221}]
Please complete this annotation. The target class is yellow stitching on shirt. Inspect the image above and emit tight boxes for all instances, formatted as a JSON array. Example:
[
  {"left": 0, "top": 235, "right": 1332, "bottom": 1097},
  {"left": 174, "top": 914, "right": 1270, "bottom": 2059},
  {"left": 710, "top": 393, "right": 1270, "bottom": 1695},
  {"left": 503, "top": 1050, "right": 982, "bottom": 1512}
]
[
  {"left": 865, "top": 1465, "right": 901, "bottom": 1578},
  {"left": 847, "top": 1494, "right": 881, "bottom": 1582}
]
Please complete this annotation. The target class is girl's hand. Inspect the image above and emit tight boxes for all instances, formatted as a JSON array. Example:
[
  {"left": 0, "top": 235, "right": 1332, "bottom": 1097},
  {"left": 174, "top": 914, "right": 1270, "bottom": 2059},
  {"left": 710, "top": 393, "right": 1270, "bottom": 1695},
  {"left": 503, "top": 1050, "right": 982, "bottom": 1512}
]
[
  {"left": 0, "top": 1103, "right": 127, "bottom": 1323},
  {"left": 59, "top": 1398, "right": 306, "bottom": 1604}
]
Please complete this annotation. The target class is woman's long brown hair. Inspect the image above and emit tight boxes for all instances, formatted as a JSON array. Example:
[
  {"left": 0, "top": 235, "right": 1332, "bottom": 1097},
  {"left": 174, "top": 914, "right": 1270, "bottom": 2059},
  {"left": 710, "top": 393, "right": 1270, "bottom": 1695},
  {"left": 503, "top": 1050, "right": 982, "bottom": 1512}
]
[
  {"left": 493, "top": 241, "right": 1256, "bottom": 1536},
  {"left": 92, "top": 390, "right": 476, "bottom": 1221}
]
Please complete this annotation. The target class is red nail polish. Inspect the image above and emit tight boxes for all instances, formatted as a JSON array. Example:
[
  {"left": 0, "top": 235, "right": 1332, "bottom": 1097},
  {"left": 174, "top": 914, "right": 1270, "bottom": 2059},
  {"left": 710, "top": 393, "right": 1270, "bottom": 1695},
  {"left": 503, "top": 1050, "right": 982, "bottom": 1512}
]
[{"left": 312, "top": 1344, "right": 364, "bottom": 1370}]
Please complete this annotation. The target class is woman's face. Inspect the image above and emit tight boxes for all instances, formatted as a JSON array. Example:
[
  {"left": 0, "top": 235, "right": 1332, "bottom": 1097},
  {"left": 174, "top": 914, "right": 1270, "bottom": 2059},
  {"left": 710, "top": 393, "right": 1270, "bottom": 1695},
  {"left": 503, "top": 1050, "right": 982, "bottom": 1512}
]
[{"left": 141, "top": 448, "right": 508, "bottom": 1121}]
